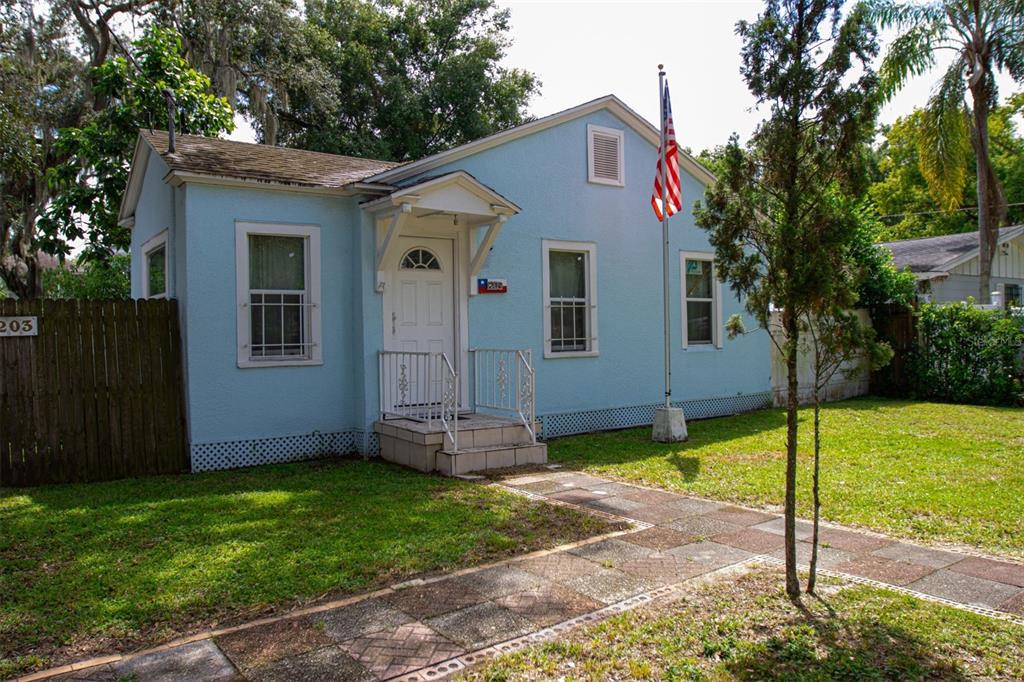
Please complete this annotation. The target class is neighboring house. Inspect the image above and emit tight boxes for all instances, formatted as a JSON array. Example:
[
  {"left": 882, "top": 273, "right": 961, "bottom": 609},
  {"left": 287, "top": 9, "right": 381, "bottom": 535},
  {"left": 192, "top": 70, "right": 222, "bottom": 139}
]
[
  {"left": 119, "top": 95, "right": 771, "bottom": 475},
  {"left": 881, "top": 226, "right": 1024, "bottom": 308}
]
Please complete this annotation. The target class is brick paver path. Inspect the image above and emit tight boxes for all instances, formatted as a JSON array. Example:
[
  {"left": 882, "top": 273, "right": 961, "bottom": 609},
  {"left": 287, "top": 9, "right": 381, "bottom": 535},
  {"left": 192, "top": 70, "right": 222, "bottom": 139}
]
[{"left": 31, "top": 469, "right": 1024, "bottom": 682}]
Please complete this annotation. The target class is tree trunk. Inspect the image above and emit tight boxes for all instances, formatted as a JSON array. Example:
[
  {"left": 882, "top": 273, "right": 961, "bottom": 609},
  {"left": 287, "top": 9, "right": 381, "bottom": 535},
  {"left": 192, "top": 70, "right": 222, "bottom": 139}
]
[
  {"left": 784, "top": 312, "right": 801, "bottom": 601},
  {"left": 807, "top": 391, "right": 821, "bottom": 594},
  {"left": 971, "top": 85, "right": 995, "bottom": 304}
]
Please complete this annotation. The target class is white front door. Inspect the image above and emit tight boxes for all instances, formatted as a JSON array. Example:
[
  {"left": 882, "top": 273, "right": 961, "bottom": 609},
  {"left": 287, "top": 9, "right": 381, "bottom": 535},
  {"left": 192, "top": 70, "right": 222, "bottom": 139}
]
[{"left": 386, "top": 236, "right": 456, "bottom": 359}]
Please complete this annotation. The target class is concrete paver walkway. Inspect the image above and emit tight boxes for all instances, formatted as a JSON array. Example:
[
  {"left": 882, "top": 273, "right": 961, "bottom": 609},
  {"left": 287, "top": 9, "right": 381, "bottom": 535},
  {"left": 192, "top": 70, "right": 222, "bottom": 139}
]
[{"left": 32, "top": 469, "right": 1024, "bottom": 682}]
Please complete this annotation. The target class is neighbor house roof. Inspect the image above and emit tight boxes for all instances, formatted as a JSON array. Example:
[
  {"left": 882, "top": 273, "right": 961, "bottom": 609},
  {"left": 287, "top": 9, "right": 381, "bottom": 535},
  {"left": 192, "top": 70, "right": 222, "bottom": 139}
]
[
  {"left": 880, "top": 225, "right": 1024, "bottom": 274},
  {"left": 138, "top": 129, "right": 400, "bottom": 188}
]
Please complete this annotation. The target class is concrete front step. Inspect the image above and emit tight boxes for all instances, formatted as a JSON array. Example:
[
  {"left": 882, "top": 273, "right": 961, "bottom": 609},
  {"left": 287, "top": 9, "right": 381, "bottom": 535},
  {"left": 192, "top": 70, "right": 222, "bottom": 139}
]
[
  {"left": 375, "top": 414, "right": 546, "bottom": 475},
  {"left": 436, "top": 442, "right": 547, "bottom": 476}
]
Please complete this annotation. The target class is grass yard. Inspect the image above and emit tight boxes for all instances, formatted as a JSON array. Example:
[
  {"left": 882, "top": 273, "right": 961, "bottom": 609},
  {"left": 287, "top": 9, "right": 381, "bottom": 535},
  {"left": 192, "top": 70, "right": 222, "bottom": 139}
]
[
  {"left": 548, "top": 398, "right": 1024, "bottom": 558},
  {"left": 0, "top": 458, "right": 620, "bottom": 678},
  {"left": 465, "top": 569, "right": 1024, "bottom": 681}
]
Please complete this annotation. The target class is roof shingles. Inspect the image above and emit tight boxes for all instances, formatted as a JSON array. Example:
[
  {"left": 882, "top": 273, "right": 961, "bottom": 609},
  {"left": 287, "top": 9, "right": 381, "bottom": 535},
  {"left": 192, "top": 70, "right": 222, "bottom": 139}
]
[
  {"left": 140, "top": 129, "right": 400, "bottom": 189},
  {"left": 881, "top": 226, "right": 1023, "bottom": 272}
]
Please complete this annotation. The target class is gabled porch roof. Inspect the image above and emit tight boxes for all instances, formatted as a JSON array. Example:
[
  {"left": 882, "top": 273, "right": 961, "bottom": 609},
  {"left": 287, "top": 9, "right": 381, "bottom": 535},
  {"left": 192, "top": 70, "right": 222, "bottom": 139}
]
[
  {"left": 365, "top": 171, "right": 520, "bottom": 294},
  {"left": 361, "top": 170, "right": 520, "bottom": 223}
]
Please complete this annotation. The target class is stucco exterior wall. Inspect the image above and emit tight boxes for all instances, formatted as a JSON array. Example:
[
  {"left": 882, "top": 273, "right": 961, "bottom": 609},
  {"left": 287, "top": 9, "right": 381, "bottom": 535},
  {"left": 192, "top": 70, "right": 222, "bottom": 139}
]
[
  {"left": 179, "top": 184, "right": 364, "bottom": 457},
  {"left": 129, "top": 153, "right": 175, "bottom": 297}
]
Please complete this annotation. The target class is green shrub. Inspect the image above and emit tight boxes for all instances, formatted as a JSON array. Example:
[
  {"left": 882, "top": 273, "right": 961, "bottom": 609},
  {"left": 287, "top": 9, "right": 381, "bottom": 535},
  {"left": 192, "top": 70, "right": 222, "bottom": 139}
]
[
  {"left": 909, "top": 302, "right": 1024, "bottom": 406},
  {"left": 42, "top": 254, "right": 130, "bottom": 300}
]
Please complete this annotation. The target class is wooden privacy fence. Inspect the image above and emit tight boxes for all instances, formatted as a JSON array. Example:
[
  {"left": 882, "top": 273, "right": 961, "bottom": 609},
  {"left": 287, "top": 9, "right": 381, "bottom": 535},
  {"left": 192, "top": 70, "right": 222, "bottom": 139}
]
[
  {"left": 869, "top": 303, "right": 917, "bottom": 397},
  {"left": 0, "top": 299, "right": 188, "bottom": 486}
]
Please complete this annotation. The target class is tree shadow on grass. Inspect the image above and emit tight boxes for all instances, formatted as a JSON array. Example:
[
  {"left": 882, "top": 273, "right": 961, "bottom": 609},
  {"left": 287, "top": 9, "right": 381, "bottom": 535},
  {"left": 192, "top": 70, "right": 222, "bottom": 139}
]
[
  {"left": 666, "top": 454, "right": 700, "bottom": 481},
  {"left": 723, "top": 596, "right": 969, "bottom": 681}
]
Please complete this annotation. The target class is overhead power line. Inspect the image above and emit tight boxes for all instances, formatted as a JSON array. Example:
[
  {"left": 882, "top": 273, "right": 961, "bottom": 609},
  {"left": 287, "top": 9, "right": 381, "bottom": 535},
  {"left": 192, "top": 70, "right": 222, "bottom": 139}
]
[{"left": 878, "top": 201, "right": 1024, "bottom": 220}]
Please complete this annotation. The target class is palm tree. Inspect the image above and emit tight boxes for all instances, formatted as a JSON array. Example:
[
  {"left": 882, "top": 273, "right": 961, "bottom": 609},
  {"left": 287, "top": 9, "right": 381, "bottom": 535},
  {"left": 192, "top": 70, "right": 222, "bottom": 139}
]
[{"left": 873, "top": 0, "right": 1024, "bottom": 303}]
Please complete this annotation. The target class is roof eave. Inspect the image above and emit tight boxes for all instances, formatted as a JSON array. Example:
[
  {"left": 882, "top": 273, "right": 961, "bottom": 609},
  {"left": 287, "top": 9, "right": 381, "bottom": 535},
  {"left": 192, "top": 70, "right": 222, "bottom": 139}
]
[
  {"left": 163, "top": 170, "right": 391, "bottom": 197},
  {"left": 913, "top": 270, "right": 949, "bottom": 280},
  {"left": 117, "top": 134, "right": 152, "bottom": 228}
]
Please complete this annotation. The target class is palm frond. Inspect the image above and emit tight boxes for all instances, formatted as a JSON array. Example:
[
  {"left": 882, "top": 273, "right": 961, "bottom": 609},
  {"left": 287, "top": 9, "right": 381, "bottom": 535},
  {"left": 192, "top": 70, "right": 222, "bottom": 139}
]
[
  {"left": 917, "top": 65, "right": 971, "bottom": 210},
  {"left": 990, "top": 1, "right": 1024, "bottom": 81},
  {"left": 868, "top": 0, "right": 944, "bottom": 30},
  {"left": 878, "top": 24, "right": 938, "bottom": 100}
]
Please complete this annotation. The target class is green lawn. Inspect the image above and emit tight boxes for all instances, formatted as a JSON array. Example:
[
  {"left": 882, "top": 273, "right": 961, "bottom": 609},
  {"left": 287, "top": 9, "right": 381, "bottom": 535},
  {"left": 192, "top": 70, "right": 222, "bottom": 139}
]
[
  {"left": 0, "top": 458, "right": 619, "bottom": 678},
  {"left": 465, "top": 569, "right": 1024, "bottom": 681},
  {"left": 548, "top": 398, "right": 1024, "bottom": 557}
]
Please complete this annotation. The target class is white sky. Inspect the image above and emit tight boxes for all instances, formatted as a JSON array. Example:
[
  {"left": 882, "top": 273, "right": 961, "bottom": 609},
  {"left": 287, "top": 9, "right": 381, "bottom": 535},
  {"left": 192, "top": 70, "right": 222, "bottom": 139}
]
[{"left": 230, "top": 1, "right": 1020, "bottom": 151}]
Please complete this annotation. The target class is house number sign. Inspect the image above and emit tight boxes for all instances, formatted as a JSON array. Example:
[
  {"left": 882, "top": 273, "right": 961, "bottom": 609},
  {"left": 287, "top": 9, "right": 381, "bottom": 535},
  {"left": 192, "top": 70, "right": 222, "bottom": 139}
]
[
  {"left": 0, "top": 316, "right": 38, "bottom": 336},
  {"left": 477, "top": 278, "right": 508, "bottom": 294}
]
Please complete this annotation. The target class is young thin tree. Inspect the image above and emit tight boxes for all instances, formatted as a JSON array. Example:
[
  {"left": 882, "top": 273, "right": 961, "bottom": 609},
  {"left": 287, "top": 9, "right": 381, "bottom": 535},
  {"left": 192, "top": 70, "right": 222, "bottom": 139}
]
[
  {"left": 873, "top": 0, "right": 1024, "bottom": 303},
  {"left": 695, "top": 0, "right": 880, "bottom": 601},
  {"left": 802, "top": 307, "right": 892, "bottom": 593}
]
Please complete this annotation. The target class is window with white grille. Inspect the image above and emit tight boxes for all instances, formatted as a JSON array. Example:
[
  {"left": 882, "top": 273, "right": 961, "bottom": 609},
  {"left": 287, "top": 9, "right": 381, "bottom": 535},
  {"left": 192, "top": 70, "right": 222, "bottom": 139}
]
[
  {"left": 587, "top": 124, "right": 624, "bottom": 186},
  {"left": 680, "top": 251, "right": 722, "bottom": 349},
  {"left": 236, "top": 222, "right": 322, "bottom": 367},
  {"left": 543, "top": 240, "right": 598, "bottom": 357}
]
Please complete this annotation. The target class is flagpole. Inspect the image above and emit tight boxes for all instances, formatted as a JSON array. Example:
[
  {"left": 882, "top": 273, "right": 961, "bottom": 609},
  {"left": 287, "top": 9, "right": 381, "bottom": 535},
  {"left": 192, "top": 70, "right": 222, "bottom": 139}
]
[{"left": 658, "top": 64, "right": 671, "bottom": 409}]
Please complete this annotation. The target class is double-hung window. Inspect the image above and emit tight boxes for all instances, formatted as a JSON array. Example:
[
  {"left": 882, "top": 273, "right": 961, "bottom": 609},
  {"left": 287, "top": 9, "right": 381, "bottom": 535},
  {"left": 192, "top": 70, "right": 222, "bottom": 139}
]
[
  {"left": 681, "top": 252, "right": 721, "bottom": 348},
  {"left": 142, "top": 230, "right": 167, "bottom": 299},
  {"left": 236, "top": 222, "right": 322, "bottom": 367},
  {"left": 543, "top": 240, "right": 598, "bottom": 357}
]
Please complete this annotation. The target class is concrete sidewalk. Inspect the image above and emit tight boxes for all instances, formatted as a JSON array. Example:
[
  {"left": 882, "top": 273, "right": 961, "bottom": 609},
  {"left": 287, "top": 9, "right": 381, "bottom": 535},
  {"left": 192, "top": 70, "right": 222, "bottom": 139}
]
[{"left": 31, "top": 469, "right": 1024, "bottom": 682}]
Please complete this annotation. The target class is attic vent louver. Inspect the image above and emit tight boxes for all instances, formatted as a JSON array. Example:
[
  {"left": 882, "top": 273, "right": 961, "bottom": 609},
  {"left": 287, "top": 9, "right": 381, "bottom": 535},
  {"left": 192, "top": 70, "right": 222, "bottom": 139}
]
[{"left": 587, "top": 124, "right": 624, "bottom": 186}]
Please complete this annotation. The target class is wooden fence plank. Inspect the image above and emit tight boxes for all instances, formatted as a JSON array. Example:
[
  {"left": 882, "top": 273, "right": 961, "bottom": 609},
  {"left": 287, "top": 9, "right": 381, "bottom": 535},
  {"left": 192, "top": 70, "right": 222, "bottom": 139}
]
[
  {"left": 115, "top": 301, "right": 134, "bottom": 478},
  {"left": 166, "top": 300, "right": 189, "bottom": 472},
  {"left": 0, "top": 300, "right": 18, "bottom": 485},
  {"left": 79, "top": 301, "right": 101, "bottom": 482},
  {"left": 19, "top": 299, "right": 40, "bottom": 486},
  {"left": 138, "top": 300, "right": 158, "bottom": 475}
]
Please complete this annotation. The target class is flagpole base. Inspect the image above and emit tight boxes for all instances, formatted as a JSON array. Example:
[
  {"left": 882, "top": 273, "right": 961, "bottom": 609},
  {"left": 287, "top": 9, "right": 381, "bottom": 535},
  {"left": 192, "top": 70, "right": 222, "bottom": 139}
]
[{"left": 652, "top": 406, "right": 688, "bottom": 442}]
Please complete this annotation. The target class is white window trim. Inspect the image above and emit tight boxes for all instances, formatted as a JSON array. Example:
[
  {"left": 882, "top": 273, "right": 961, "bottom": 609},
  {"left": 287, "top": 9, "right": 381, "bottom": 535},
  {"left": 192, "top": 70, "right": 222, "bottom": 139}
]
[
  {"left": 235, "top": 221, "right": 323, "bottom": 368},
  {"left": 542, "top": 239, "right": 599, "bottom": 358},
  {"left": 680, "top": 251, "right": 723, "bottom": 350},
  {"left": 587, "top": 124, "right": 625, "bottom": 187},
  {"left": 141, "top": 230, "right": 168, "bottom": 299}
]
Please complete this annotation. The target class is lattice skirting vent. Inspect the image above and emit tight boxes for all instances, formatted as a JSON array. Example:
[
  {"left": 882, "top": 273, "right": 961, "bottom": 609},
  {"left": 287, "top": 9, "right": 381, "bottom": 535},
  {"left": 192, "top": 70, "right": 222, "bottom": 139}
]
[
  {"left": 191, "top": 430, "right": 361, "bottom": 472},
  {"left": 539, "top": 392, "right": 772, "bottom": 439}
]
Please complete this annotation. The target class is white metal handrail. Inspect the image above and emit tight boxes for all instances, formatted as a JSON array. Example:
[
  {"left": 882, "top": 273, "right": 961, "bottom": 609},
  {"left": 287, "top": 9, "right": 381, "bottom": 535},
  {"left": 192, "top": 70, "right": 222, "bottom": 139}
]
[
  {"left": 379, "top": 350, "right": 458, "bottom": 451},
  {"left": 470, "top": 348, "right": 536, "bottom": 443}
]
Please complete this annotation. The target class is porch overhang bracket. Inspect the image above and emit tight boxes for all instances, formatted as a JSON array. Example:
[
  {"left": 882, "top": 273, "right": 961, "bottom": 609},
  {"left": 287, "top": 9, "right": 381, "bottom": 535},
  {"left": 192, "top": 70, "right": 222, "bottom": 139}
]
[
  {"left": 468, "top": 215, "right": 507, "bottom": 295},
  {"left": 375, "top": 203, "right": 413, "bottom": 292}
]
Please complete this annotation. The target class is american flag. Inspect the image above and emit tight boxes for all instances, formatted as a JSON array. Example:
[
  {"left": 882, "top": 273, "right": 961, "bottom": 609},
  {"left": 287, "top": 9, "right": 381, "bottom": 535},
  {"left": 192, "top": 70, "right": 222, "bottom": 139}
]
[{"left": 652, "top": 81, "right": 682, "bottom": 221}]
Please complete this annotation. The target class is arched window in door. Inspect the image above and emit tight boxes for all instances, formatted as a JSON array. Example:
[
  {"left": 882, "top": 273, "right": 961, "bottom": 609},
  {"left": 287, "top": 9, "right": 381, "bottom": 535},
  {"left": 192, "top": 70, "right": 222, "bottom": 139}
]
[{"left": 400, "top": 248, "right": 441, "bottom": 270}]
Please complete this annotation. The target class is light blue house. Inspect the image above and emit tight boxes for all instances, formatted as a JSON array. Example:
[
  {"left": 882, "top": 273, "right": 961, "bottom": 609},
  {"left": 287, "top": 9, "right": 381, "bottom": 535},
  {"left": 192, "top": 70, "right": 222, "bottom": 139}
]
[{"left": 120, "top": 95, "right": 770, "bottom": 474}]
